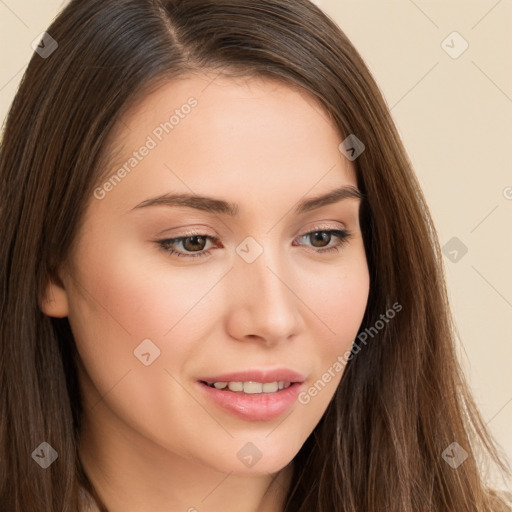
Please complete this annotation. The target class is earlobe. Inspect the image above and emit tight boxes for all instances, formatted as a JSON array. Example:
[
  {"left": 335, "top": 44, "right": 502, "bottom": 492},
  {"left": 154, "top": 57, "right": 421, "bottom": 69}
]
[{"left": 40, "top": 275, "right": 69, "bottom": 318}]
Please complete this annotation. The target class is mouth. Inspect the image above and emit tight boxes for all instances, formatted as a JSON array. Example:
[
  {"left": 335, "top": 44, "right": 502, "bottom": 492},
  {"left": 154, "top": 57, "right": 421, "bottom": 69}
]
[
  {"left": 196, "top": 369, "right": 306, "bottom": 421},
  {"left": 197, "top": 381, "right": 304, "bottom": 421}
]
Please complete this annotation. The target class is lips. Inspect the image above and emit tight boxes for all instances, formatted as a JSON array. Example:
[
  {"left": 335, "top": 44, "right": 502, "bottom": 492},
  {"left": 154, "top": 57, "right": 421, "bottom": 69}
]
[
  {"left": 196, "top": 368, "right": 307, "bottom": 421},
  {"left": 197, "top": 380, "right": 304, "bottom": 421}
]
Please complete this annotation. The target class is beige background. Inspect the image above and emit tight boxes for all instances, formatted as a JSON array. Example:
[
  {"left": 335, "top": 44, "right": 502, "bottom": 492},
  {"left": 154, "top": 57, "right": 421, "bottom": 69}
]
[{"left": 1, "top": 0, "right": 510, "bottom": 490}]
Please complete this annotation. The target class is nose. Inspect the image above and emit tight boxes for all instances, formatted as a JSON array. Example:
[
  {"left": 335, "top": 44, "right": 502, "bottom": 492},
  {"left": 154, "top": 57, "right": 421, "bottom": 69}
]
[{"left": 224, "top": 240, "right": 303, "bottom": 346}]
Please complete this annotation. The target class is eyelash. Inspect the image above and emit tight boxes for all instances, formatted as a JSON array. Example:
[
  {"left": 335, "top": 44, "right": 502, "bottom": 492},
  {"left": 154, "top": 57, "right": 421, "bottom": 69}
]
[{"left": 157, "top": 226, "right": 352, "bottom": 259}]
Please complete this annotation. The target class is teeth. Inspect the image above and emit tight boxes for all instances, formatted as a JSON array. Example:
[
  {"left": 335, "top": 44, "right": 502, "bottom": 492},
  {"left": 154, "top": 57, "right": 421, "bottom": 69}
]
[
  {"left": 262, "top": 382, "right": 278, "bottom": 393},
  {"left": 208, "top": 380, "right": 291, "bottom": 393},
  {"left": 228, "top": 381, "right": 244, "bottom": 392}
]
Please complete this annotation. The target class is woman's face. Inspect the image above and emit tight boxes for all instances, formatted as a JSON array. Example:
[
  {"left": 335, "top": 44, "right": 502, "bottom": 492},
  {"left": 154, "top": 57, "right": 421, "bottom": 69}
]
[{"left": 43, "top": 74, "right": 369, "bottom": 477}]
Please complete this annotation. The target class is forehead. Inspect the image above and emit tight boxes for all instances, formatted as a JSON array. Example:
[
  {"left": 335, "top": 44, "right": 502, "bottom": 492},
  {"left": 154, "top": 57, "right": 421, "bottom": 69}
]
[
  {"left": 118, "top": 72, "right": 336, "bottom": 133},
  {"left": 94, "top": 73, "right": 357, "bottom": 213}
]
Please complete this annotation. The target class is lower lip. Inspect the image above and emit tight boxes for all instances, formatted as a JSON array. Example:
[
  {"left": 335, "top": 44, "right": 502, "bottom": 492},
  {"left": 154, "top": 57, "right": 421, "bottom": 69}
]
[{"left": 196, "top": 381, "right": 304, "bottom": 421}]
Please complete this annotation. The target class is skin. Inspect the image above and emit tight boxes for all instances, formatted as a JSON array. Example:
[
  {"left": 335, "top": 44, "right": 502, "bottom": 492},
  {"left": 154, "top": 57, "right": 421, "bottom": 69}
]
[{"left": 41, "top": 73, "right": 370, "bottom": 512}]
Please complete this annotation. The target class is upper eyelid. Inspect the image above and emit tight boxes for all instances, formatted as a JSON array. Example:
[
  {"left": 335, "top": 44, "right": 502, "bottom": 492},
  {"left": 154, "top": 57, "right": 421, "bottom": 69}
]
[{"left": 162, "top": 221, "right": 348, "bottom": 239}]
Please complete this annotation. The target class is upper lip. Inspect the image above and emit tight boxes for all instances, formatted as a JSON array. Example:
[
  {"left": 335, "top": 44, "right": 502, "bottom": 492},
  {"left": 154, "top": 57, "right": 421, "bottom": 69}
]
[{"left": 198, "top": 368, "right": 306, "bottom": 384}]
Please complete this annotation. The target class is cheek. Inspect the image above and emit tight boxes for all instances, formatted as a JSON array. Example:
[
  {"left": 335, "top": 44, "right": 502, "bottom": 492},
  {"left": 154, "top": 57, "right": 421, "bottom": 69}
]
[
  {"left": 291, "top": 258, "right": 369, "bottom": 417},
  {"left": 298, "top": 250, "right": 370, "bottom": 356},
  {"left": 330, "top": 270, "right": 369, "bottom": 349},
  {"left": 65, "top": 234, "right": 228, "bottom": 447},
  {"left": 66, "top": 232, "right": 227, "bottom": 383},
  {"left": 72, "top": 229, "right": 211, "bottom": 330}
]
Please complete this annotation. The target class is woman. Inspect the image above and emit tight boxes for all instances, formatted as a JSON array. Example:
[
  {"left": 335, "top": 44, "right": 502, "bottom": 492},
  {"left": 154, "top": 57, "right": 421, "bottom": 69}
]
[{"left": 0, "top": 0, "right": 509, "bottom": 510}]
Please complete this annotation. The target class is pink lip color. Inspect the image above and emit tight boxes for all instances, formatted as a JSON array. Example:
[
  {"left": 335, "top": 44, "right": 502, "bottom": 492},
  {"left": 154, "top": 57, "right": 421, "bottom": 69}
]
[{"left": 196, "top": 380, "right": 304, "bottom": 421}]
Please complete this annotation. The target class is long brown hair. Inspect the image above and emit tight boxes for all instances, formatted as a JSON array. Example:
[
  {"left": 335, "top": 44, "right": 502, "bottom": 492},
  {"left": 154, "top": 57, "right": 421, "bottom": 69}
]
[{"left": 0, "top": 0, "right": 510, "bottom": 510}]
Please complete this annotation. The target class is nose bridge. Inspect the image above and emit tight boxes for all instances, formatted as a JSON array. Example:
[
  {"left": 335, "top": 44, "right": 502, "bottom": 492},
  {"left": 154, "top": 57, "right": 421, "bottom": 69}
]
[
  {"left": 241, "top": 243, "right": 283, "bottom": 297},
  {"left": 237, "top": 235, "right": 281, "bottom": 297},
  {"left": 228, "top": 234, "right": 300, "bottom": 342}
]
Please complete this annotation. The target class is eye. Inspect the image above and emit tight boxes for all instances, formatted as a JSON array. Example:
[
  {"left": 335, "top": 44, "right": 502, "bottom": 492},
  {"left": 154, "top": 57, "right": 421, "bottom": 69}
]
[
  {"left": 157, "top": 232, "right": 219, "bottom": 259},
  {"left": 156, "top": 226, "right": 352, "bottom": 259},
  {"left": 293, "top": 227, "right": 352, "bottom": 254}
]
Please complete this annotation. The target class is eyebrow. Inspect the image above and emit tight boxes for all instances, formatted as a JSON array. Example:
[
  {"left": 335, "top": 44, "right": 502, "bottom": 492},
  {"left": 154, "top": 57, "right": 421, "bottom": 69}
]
[{"left": 130, "top": 185, "right": 363, "bottom": 216}]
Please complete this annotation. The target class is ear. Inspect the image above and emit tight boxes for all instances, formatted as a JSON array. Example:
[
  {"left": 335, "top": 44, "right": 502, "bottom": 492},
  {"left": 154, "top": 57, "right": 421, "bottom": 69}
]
[{"left": 40, "top": 273, "right": 69, "bottom": 318}]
